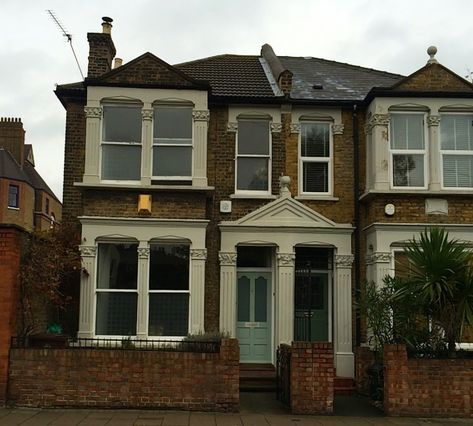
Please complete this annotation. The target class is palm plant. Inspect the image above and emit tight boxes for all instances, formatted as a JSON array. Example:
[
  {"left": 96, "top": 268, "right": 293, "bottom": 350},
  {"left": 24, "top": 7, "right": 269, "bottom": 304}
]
[{"left": 396, "top": 227, "right": 473, "bottom": 352}]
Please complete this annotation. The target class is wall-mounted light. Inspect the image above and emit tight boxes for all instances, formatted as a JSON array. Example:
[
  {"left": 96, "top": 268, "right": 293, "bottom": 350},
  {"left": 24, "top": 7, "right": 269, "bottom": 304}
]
[{"left": 138, "top": 194, "right": 152, "bottom": 215}]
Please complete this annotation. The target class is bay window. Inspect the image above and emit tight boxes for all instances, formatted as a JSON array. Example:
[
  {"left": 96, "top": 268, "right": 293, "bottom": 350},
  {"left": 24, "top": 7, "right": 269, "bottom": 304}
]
[
  {"left": 390, "top": 113, "right": 426, "bottom": 188},
  {"left": 441, "top": 114, "right": 473, "bottom": 188},
  {"left": 153, "top": 106, "right": 193, "bottom": 179},
  {"left": 236, "top": 119, "right": 270, "bottom": 193},
  {"left": 101, "top": 106, "right": 142, "bottom": 181},
  {"left": 300, "top": 122, "right": 331, "bottom": 194}
]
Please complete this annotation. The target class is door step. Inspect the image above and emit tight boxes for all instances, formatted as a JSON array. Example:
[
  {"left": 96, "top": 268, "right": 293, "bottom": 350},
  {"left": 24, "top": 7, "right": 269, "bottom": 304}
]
[
  {"left": 334, "top": 376, "right": 356, "bottom": 395},
  {"left": 240, "top": 363, "right": 276, "bottom": 392}
]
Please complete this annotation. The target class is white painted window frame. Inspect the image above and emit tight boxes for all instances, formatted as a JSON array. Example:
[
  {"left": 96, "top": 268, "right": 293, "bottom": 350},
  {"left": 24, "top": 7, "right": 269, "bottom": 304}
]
[
  {"left": 151, "top": 105, "right": 194, "bottom": 182},
  {"left": 99, "top": 104, "right": 143, "bottom": 185},
  {"left": 235, "top": 118, "right": 272, "bottom": 196},
  {"left": 440, "top": 112, "right": 473, "bottom": 190},
  {"left": 298, "top": 121, "right": 333, "bottom": 196},
  {"left": 389, "top": 112, "right": 428, "bottom": 190}
]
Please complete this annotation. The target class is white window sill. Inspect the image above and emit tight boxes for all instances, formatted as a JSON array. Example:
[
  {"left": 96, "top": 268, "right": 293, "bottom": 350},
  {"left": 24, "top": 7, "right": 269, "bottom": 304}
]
[
  {"left": 295, "top": 195, "right": 339, "bottom": 201},
  {"left": 7, "top": 206, "right": 19, "bottom": 210},
  {"left": 229, "top": 193, "right": 277, "bottom": 200},
  {"left": 360, "top": 188, "right": 473, "bottom": 200},
  {"left": 74, "top": 182, "right": 215, "bottom": 192}
]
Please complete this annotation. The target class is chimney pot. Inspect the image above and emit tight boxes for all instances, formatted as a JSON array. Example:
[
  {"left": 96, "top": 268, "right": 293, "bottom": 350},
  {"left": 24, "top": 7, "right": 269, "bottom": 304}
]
[
  {"left": 101, "top": 16, "right": 113, "bottom": 34},
  {"left": 114, "top": 57, "right": 123, "bottom": 68}
]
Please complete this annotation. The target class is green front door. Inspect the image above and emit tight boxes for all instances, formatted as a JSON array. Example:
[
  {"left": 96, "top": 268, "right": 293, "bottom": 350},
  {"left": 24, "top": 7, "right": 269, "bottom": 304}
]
[{"left": 236, "top": 272, "right": 271, "bottom": 362}]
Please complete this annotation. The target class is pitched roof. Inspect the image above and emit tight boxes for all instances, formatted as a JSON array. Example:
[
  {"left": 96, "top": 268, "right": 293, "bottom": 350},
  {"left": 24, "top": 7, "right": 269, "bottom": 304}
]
[
  {"left": 279, "top": 56, "right": 403, "bottom": 101},
  {"left": 0, "top": 148, "right": 28, "bottom": 182},
  {"left": 23, "top": 162, "right": 60, "bottom": 202},
  {"left": 176, "top": 55, "right": 276, "bottom": 98}
]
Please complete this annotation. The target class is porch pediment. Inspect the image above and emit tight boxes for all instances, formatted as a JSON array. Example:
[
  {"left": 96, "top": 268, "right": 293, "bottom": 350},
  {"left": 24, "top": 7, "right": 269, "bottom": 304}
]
[{"left": 221, "top": 196, "right": 346, "bottom": 228}]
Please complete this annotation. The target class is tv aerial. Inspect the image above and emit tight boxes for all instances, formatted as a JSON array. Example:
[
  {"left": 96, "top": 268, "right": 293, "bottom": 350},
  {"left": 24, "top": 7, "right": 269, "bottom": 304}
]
[{"left": 46, "top": 9, "right": 85, "bottom": 80}]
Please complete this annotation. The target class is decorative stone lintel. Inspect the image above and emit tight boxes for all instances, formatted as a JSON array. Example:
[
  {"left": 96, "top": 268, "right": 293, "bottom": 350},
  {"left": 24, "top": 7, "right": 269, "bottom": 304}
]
[
  {"left": 290, "top": 123, "right": 301, "bottom": 134},
  {"left": 227, "top": 122, "right": 238, "bottom": 133},
  {"left": 365, "top": 114, "right": 390, "bottom": 134},
  {"left": 193, "top": 110, "right": 210, "bottom": 121},
  {"left": 84, "top": 107, "right": 102, "bottom": 119},
  {"left": 427, "top": 115, "right": 441, "bottom": 127},
  {"left": 80, "top": 245, "right": 96, "bottom": 257},
  {"left": 332, "top": 124, "right": 345, "bottom": 135},
  {"left": 138, "top": 247, "right": 150, "bottom": 259},
  {"left": 219, "top": 251, "right": 237, "bottom": 266},
  {"left": 190, "top": 248, "right": 207, "bottom": 260},
  {"left": 141, "top": 108, "right": 154, "bottom": 121},
  {"left": 271, "top": 123, "right": 282, "bottom": 133},
  {"left": 335, "top": 254, "right": 354, "bottom": 268},
  {"left": 277, "top": 253, "right": 295, "bottom": 267}
]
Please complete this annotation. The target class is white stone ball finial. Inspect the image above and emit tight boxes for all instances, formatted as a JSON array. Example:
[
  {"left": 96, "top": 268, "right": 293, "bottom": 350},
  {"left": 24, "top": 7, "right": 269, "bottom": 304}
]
[
  {"left": 427, "top": 46, "right": 438, "bottom": 64},
  {"left": 279, "top": 175, "right": 291, "bottom": 198}
]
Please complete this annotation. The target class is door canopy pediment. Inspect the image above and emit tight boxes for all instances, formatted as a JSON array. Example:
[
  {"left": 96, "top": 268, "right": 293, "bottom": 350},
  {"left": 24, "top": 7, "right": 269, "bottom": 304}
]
[{"left": 221, "top": 195, "right": 350, "bottom": 229}]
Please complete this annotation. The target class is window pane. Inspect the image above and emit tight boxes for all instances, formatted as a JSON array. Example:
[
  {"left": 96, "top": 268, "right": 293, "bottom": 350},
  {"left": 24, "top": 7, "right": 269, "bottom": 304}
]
[
  {"left": 238, "top": 121, "right": 269, "bottom": 155},
  {"left": 8, "top": 185, "right": 18, "bottom": 207},
  {"left": 102, "top": 145, "right": 141, "bottom": 180},
  {"left": 153, "top": 146, "right": 192, "bottom": 177},
  {"left": 96, "top": 293, "right": 137, "bottom": 335},
  {"left": 97, "top": 243, "right": 138, "bottom": 289},
  {"left": 441, "top": 115, "right": 473, "bottom": 151},
  {"left": 393, "top": 154, "right": 424, "bottom": 187},
  {"left": 301, "top": 123, "right": 330, "bottom": 157},
  {"left": 237, "top": 246, "right": 272, "bottom": 268},
  {"left": 390, "top": 114, "right": 424, "bottom": 150},
  {"left": 443, "top": 155, "right": 473, "bottom": 187},
  {"left": 149, "top": 244, "right": 189, "bottom": 290},
  {"left": 148, "top": 293, "right": 189, "bottom": 336},
  {"left": 237, "top": 276, "right": 250, "bottom": 322},
  {"left": 303, "top": 162, "right": 328, "bottom": 192},
  {"left": 103, "top": 106, "right": 142, "bottom": 143},
  {"left": 254, "top": 276, "right": 267, "bottom": 322},
  {"left": 237, "top": 157, "right": 268, "bottom": 190},
  {"left": 154, "top": 107, "right": 192, "bottom": 140}
]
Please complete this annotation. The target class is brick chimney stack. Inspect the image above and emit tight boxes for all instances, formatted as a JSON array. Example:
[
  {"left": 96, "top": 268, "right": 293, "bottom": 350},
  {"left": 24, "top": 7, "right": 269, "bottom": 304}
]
[
  {"left": 0, "top": 118, "right": 25, "bottom": 166},
  {"left": 87, "top": 17, "right": 116, "bottom": 78}
]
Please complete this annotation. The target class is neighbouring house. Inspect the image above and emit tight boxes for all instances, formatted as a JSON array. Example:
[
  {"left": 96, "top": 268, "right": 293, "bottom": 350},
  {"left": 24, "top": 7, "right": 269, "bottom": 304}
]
[
  {"left": 54, "top": 17, "right": 473, "bottom": 383},
  {"left": 0, "top": 117, "right": 62, "bottom": 401}
]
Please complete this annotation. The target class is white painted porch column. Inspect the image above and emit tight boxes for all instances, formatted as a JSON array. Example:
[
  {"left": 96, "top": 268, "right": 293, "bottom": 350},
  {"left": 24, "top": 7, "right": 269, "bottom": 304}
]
[
  {"left": 369, "top": 252, "right": 393, "bottom": 287},
  {"left": 83, "top": 107, "right": 102, "bottom": 184},
  {"left": 192, "top": 110, "right": 209, "bottom": 187},
  {"left": 368, "top": 114, "right": 390, "bottom": 191},
  {"left": 136, "top": 245, "right": 149, "bottom": 338},
  {"left": 141, "top": 107, "right": 153, "bottom": 186},
  {"left": 428, "top": 115, "right": 441, "bottom": 191},
  {"left": 276, "top": 252, "right": 295, "bottom": 345},
  {"left": 78, "top": 245, "right": 96, "bottom": 338},
  {"left": 190, "top": 248, "right": 207, "bottom": 334},
  {"left": 219, "top": 251, "right": 237, "bottom": 336},
  {"left": 334, "top": 254, "right": 354, "bottom": 378}
]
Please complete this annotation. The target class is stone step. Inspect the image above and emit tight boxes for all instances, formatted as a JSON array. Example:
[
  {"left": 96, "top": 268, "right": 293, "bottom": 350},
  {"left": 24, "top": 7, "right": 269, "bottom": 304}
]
[{"left": 334, "top": 377, "right": 356, "bottom": 395}]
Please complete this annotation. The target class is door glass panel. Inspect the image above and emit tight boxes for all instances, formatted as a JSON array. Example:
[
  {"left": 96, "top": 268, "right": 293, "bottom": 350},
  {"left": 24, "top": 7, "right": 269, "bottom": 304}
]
[
  {"left": 237, "top": 276, "right": 251, "bottom": 322},
  {"left": 254, "top": 276, "right": 267, "bottom": 322}
]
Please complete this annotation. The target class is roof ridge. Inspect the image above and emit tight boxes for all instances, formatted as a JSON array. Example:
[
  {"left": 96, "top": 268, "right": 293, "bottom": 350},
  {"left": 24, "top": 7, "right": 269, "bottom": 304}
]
[
  {"left": 175, "top": 53, "right": 260, "bottom": 67},
  {"left": 279, "top": 55, "right": 404, "bottom": 78}
]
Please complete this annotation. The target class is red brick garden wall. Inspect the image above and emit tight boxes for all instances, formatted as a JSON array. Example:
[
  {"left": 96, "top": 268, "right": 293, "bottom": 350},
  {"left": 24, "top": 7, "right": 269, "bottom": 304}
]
[
  {"left": 384, "top": 344, "right": 473, "bottom": 418},
  {"left": 290, "top": 342, "right": 334, "bottom": 415},
  {"left": 8, "top": 339, "right": 239, "bottom": 411},
  {"left": 0, "top": 225, "right": 24, "bottom": 403}
]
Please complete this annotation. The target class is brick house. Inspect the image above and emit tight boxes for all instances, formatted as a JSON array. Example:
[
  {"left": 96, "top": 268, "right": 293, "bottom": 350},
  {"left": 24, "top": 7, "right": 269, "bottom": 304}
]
[{"left": 55, "top": 18, "right": 473, "bottom": 381}]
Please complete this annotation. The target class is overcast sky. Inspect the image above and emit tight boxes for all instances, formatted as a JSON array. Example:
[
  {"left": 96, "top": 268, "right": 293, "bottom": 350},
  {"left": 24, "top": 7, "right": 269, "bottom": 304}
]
[{"left": 1, "top": 0, "right": 473, "bottom": 201}]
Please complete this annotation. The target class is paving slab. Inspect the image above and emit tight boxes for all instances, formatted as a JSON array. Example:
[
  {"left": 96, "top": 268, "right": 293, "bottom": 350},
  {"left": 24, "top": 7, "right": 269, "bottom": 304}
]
[
  {"left": 162, "top": 411, "right": 190, "bottom": 426},
  {"left": 0, "top": 409, "right": 38, "bottom": 426},
  {"left": 189, "top": 412, "right": 216, "bottom": 426},
  {"left": 215, "top": 413, "right": 243, "bottom": 426}
]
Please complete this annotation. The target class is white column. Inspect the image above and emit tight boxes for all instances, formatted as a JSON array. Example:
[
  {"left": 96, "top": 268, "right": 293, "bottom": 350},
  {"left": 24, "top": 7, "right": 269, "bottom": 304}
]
[
  {"left": 428, "top": 115, "right": 441, "bottom": 191},
  {"left": 370, "top": 252, "right": 393, "bottom": 286},
  {"left": 192, "top": 110, "right": 209, "bottom": 187},
  {"left": 190, "top": 248, "right": 207, "bottom": 334},
  {"left": 78, "top": 245, "right": 96, "bottom": 338},
  {"left": 219, "top": 251, "right": 237, "bottom": 336},
  {"left": 367, "top": 114, "right": 390, "bottom": 191},
  {"left": 83, "top": 107, "right": 102, "bottom": 184},
  {"left": 136, "top": 245, "right": 149, "bottom": 338},
  {"left": 141, "top": 107, "right": 153, "bottom": 186},
  {"left": 276, "top": 252, "right": 295, "bottom": 345},
  {"left": 334, "top": 254, "right": 354, "bottom": 378}
]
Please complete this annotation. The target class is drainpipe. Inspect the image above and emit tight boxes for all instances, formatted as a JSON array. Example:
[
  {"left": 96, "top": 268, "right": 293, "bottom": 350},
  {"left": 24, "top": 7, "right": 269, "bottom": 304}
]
[{"left": 353, "top": 103, "right": 361, "bottom": 347}]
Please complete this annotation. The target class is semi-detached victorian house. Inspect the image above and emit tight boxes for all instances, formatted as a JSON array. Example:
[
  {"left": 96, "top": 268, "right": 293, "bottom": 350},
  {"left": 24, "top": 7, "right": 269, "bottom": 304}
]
[{"left": 56, "top": 18, "right": 473, "bottom": 381}]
